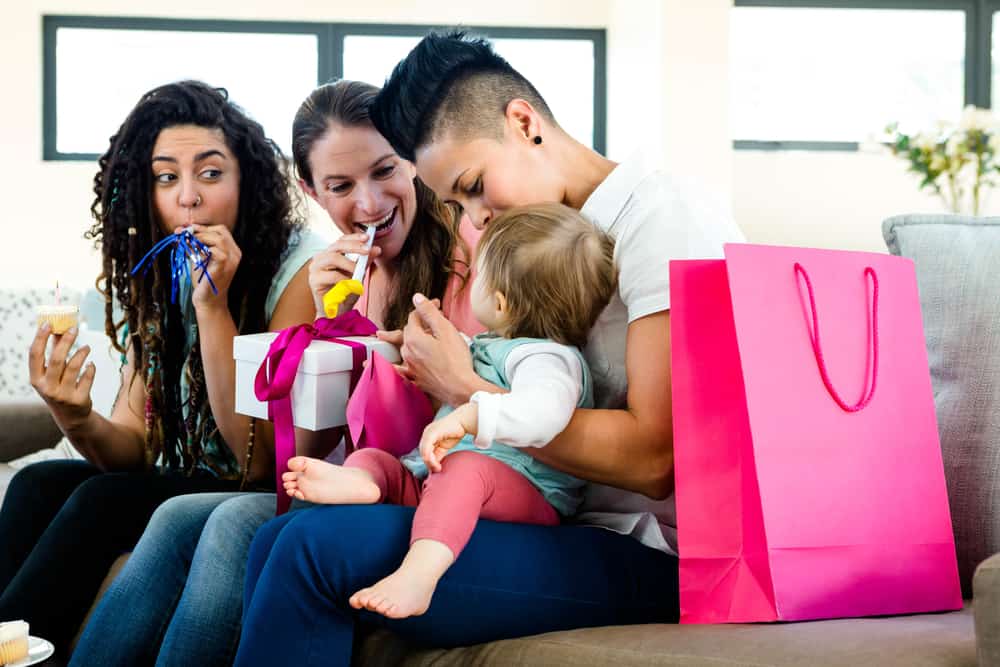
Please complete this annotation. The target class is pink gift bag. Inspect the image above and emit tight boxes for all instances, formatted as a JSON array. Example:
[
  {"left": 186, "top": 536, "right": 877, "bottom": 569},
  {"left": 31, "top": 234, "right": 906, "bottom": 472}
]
[
  {"left": 346, "top": 351, "right": 435, "bottom": 459},
  {"left": 669, "top": 243, "right": 962, "bottom": 624}
]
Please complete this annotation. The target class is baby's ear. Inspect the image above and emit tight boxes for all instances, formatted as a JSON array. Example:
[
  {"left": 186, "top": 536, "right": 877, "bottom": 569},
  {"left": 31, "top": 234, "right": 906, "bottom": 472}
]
[{"left": 494, "top": 291, "right": 510, "bottom": 318}]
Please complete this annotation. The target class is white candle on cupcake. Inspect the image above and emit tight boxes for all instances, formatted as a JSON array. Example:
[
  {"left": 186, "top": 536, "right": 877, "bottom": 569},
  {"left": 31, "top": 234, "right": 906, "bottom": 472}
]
[{"left": 36, "top": 281, "right": 79, "bottom": 334}]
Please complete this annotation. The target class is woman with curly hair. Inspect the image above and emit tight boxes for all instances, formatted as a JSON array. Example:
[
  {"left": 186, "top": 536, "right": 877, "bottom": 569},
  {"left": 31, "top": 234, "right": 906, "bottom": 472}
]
[
  {"left": 0, "top": 80, "right": 325, "bottom": 658},
  {"left": 66, "top": 79, "right": 481, "bottom": 667}
]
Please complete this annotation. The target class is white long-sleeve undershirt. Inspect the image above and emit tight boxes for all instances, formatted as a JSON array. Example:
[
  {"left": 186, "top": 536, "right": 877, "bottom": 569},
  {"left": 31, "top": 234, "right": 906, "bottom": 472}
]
[{"left": 469, "top": 341, "right": 583, "bottom": 450}]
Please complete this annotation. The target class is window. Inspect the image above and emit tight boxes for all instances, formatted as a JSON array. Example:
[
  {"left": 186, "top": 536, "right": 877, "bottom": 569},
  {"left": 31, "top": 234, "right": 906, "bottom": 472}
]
[
  {"left": 730, "top": 1, "right": 996, "bottom": 151},
  {"left": 343, "top": 33, "right": 598, "bottom": 149},
  {"left": 342, "top": 35, "right": 420, "bottom": 88},
  {"left": 44, "top": 17, "right": 325, "bottom": 159},
  {"left": 43, "top": 17, "right": 606, "bottom": 160},
  {"left": 992, "top": 7, "right": 1000, "bottom": 114}
]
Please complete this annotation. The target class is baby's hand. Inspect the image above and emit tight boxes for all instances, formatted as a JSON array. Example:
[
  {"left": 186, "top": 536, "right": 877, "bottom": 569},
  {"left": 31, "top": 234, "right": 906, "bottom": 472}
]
[{"left": 419, "top": 409, "right": 470, "bottom": 472}]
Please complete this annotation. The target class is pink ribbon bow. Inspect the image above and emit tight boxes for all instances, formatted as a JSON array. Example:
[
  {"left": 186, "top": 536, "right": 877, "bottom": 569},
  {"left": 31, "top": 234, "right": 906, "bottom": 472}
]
[{"left": 254, "top": 310, "right": 377, "bottom": 514}]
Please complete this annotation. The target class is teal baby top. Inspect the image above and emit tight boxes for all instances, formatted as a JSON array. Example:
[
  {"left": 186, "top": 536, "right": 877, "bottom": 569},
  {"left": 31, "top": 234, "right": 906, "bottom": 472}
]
[{"left": 401, "top": 334, "right": 592, "bottom": 515}]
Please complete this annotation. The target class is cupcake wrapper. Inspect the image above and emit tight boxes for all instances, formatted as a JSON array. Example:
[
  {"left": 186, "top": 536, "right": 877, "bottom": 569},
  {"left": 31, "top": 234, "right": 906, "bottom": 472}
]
[
  {"left": 0, "top": 636, "right": 29, "bottom": 664},
  {"left": 37, "top": 313, "right": 78, "bottom": 335}
]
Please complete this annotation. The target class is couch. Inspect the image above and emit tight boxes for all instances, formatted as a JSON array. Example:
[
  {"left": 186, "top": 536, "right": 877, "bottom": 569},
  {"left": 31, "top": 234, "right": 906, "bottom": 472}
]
[{"left": 1, "top": 215, "right": 997, "bottom": 666}]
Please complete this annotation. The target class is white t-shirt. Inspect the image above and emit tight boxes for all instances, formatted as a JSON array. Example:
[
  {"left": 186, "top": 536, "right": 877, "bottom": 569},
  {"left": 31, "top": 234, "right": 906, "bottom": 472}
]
[{"left": 576, "top": 151, "right": 746, "bottom": 555}]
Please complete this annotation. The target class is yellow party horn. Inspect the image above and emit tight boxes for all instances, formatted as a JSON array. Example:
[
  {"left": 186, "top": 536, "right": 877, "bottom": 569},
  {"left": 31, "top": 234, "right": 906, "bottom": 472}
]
[
  {"left": 322, "top": 225, "right": 375, "bottom": 318},
  {"left": 322, "top": 279, "right": 364, "bottom": 318}
]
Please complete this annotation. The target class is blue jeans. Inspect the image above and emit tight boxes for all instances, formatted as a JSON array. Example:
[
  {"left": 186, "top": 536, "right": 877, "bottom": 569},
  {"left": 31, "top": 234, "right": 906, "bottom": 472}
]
[
  {"left": 0, "top": 460, "right": 238, "bottom": 657},
  {"left": 71, "top": 492, "right": 275, "bottom": 667},
  {"left": 234, "top": 505, "right": 679, "bottom": 667}
]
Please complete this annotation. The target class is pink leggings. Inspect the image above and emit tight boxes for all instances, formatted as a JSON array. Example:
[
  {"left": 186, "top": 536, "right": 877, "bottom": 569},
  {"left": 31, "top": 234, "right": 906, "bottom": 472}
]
[{"left": 344, "top": 448, "right": 559, "bottom": 558}]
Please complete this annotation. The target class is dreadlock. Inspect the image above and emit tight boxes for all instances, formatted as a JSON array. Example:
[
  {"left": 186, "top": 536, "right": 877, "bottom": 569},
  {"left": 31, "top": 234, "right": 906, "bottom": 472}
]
[{"left": 86, "top": 80, "right": 302, "bottom": 475}]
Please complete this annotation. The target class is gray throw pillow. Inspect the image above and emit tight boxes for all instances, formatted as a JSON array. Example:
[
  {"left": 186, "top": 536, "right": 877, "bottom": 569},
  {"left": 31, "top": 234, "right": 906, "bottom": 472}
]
[{"left": 883, "top": 214, "right": 1000, "bottom": 596}]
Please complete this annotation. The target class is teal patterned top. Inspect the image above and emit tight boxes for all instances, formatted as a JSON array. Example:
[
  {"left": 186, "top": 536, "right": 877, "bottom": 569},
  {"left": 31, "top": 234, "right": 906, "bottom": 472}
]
[{"left": 123, "top": 228, "right": 329, "bottom": 478}]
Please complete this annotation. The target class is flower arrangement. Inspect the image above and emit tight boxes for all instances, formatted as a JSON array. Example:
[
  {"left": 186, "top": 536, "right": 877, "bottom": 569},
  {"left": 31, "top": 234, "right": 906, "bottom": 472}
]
[{"left": 886, "top": 105, "right": 1000, "bottom": 216}]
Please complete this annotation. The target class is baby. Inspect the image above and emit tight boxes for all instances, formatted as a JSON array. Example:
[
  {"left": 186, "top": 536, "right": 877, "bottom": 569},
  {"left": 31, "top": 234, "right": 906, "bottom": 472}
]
[{"left": 283, "top": 202, "right": 617, "bottom": 618}]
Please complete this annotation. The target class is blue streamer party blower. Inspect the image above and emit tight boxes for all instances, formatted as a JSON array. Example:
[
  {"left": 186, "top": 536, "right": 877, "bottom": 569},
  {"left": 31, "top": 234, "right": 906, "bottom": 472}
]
[{"left": 130, "top": 228, "right": 218, "bottom": 304}]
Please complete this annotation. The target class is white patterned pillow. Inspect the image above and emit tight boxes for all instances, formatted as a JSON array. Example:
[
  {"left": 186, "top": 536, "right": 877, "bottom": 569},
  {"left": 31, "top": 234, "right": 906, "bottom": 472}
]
[{"left": 0, "top": 287, "right": 82, "bottom": 399}]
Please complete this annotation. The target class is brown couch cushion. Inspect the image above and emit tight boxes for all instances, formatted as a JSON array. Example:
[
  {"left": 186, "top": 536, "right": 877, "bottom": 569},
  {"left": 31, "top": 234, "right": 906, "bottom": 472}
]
[
  {"left": 358, "top": 607, "right": 974, "bottom": 667},
  {"left": 0, "top": 463, "right": 17, "bottom": 504},
  {"left": 975, "top": 555, "right": 1000, "bottom": 666},
  {"left": 70, "top": 552, "right": 130, "bottom": 652},
  {"left": 0, "top": 400, "right": 63, "bottom": 464}
]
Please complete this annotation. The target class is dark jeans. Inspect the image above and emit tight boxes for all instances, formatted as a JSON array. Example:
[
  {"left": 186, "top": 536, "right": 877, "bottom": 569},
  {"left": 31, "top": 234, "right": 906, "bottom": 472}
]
[
  {"left": 0, "top": 459, "right": 239, "bottom": 656},
  {"left": 234, "top": 504, "right": 680, "bottom": 667}
]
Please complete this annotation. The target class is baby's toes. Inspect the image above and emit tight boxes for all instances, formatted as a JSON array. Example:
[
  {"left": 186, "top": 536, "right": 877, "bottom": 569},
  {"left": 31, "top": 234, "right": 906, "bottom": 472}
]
[
  {"left": 287, "top": 456, "right": 309, "bottom": 473},
  {"left": 361, "top": 592, "right": 383, "bottom": 612}
]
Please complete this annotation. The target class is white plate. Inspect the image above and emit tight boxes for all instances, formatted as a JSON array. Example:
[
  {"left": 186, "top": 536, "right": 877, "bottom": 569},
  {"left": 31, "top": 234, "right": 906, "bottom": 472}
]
[{"left": 7, "top": 636, "right": 54, "bottom": 666}]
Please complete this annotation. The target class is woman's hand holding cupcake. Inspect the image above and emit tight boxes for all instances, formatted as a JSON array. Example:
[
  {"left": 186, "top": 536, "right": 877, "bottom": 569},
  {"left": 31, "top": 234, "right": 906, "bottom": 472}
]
[
  {"left": 186, "top": 224, "right": 241, "bottom": 310},
  {"left": 28, "top": 324, "right": 95, "bottom": 432}
]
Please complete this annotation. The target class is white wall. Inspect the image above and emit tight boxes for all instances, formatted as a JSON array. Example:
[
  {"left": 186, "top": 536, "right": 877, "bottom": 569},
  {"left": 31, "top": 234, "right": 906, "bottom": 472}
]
[
  {"left": 2, "top": 0, "right": 612, "bottom": 290},
  {"left": 662, "top": 0, "right": 732, "bottom": 199},
  {"left": 733, "top": 148, "right": 980, "bottom": 253},
  {"left": 605, "top": 0, "right": 732, "bottom": 198},
  {"left": 608, "top": 0, "right": 958, "bottom": 254},
  {"left": 605, "top": 0, "right": 665, "bottom": 161},
  {"left": 4, "top": 0, "right": 964, "bottom": 294}
]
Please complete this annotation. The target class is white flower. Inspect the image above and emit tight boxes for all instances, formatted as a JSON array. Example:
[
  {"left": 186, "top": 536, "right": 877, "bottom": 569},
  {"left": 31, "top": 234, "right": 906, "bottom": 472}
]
[
  {"left": 989, "top": 134, "right": 1000, "bottom": 154},
  {"left": 887, "top": 107, "right": 1000, "bottom": 215},
  {"left": 914, "top": 133, "right": 937, "bottom": 151},
  {"left": 946, "top": 134, "right": 967, "bottom": 157},
  {"left": 959, "top": 105, "right": 997, "bottom": 132},
  {"left": 959, "top": 105, "right": 979, "bottom": 130}
]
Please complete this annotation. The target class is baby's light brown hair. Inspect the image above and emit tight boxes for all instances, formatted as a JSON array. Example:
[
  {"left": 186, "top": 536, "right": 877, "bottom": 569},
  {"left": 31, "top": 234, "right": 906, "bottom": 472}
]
[{"left": 476, "top": 202, "right": 617, "bottom": 348}]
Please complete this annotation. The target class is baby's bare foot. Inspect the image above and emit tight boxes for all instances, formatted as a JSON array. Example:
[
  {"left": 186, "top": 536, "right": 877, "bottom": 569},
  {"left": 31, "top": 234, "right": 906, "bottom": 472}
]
[
  {"left": 281, "top": 456, "right": 380, "bottom": 505},
  {"left": 349, "top": 568, "right": 437, "bottom": 619},
  {"left": 349, "top": 540, "right": 454, "bottom": 619}
]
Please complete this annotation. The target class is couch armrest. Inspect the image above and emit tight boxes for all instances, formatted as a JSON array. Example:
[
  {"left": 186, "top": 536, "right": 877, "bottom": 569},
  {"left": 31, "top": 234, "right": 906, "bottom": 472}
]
[
  {"left": 974, "top": 552, "right": 1000, "bottom": 666},
  {"left": 0, "top": 400, "right": 63, "bottom": 462}
]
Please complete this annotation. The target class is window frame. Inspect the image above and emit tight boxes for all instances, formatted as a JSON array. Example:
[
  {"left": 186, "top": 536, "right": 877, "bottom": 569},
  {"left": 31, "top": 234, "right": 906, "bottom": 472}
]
[
  {"left": 42, "top": 15, "right": 607, "bottom": 161},
  {"left": 732, "top": 0, "right": 991, "bottom": 151}
]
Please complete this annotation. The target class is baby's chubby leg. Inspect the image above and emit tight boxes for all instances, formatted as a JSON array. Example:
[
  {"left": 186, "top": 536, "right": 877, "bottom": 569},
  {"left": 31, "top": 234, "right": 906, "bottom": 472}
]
[
  {"left": 283, "top": 448, "right": 424, "bottom": 507},
  {"left": 349, "top": 538, "right": 454, "bottom": 619},
  {"left": 282, "top": 456, "right": 380, "bottom": 505},
  {"left": 350, "top": 451, "right": 558, "bottom": 619}
]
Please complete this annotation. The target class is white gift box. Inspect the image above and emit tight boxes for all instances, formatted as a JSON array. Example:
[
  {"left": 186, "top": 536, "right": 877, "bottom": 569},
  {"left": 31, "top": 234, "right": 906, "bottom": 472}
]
[{"left": 233, "top": 332, "right": 401, "bottom": 431}]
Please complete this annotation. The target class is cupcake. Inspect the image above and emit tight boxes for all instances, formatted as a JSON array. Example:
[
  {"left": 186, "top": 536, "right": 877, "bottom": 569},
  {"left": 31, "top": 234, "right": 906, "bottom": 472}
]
[
  {"left": 0, "top": 620, "right": 28, "bottom": 665},
  {"left": 36, "top": 304, "right": 79, "bottom": 335}
]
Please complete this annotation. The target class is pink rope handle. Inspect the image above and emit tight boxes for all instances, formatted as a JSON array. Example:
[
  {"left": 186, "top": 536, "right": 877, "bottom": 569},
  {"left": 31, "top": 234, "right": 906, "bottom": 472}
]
[{"left": 793, "top": 262, "right": 879, "bottom": 413}]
